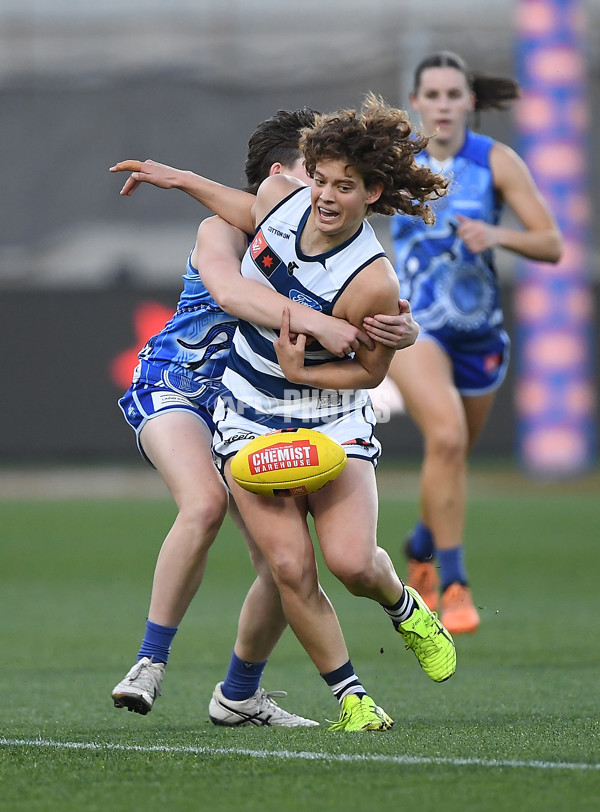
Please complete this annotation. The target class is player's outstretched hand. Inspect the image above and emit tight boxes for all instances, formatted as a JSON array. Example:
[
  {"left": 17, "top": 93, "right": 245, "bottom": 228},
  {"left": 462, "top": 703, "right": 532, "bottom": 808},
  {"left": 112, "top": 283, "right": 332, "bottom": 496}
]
[{"left": 109, "top": 159, "right": 184, "bottom": 196}]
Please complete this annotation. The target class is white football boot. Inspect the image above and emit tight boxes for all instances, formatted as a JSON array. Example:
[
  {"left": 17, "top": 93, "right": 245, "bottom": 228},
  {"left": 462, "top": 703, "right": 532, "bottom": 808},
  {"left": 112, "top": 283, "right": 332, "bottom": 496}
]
[
  {"left": 112, "top": 657, "right": 165, "bottom": 715},
  {"left": 209, "top": 682, "right": 319, "bottom": 727}
]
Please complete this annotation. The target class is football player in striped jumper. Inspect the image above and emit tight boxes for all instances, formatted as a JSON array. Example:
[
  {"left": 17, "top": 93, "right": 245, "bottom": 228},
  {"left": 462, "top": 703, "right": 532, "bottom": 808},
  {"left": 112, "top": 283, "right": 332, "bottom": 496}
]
[
  {"left": 110, "top": 109, "right": 418, "bottom": 728},
  {"left": 386, "top": 52, "right": 562, "bottom": 634},
  {"left": 115, "top": 94, "right": 456, "bottom": 731}
]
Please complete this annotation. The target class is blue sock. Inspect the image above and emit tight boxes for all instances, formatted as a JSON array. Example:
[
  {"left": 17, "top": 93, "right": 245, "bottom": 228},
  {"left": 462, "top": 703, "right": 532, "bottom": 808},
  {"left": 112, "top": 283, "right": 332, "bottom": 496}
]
[
  {"left": 408, "top": 521, "right": 435, "bottom": 561},
  {"left": 221, "top": 651, "right": 267, "bottom": 700},
  {"left": 438, "top": 547, "right": 468, "bottom": 592},
  {"left": 320, "top": 660, "right": 366, "bottom": 703},
  {"left": 137, "top": 619, "right": 178, "bottom": 665}
]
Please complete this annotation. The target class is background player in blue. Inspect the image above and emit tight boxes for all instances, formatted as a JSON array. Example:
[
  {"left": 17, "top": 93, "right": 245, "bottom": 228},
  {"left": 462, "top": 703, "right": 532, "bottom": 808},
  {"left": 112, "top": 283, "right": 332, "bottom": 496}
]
[
  {"left": 114, "top": 94, "right": 456, "bottom": 731},
  {"left": 110, "top": 109, "right": 419, "bottom": 726},
  {"left": 386, "top": 51, "right": 562, "bottom": 634}
]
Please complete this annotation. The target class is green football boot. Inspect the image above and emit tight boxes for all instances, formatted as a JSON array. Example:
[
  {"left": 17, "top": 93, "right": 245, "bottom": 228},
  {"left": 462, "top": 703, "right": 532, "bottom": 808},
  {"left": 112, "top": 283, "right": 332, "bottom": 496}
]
[
  {"left": 328, "top": 694, "right": 393, "bottom": 732},
  {"left": 396, "top": 585, "right": 457, "bottom": 682}
]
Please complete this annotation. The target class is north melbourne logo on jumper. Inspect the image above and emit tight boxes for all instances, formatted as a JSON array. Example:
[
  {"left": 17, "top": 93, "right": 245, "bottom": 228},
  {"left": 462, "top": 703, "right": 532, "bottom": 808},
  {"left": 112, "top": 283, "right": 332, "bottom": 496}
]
[
  {"left": 249, "top": 439, "right": 319, "bottom": 475},
  {"left": 250, "top": 230, "right": 283, "bottom": 279}
]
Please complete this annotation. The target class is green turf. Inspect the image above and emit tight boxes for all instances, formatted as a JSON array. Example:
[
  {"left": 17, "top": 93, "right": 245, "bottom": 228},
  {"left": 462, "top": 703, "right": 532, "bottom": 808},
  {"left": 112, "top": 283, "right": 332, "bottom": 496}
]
[{"left": 1, "top": 471, "right": 599, "bottom": 811}]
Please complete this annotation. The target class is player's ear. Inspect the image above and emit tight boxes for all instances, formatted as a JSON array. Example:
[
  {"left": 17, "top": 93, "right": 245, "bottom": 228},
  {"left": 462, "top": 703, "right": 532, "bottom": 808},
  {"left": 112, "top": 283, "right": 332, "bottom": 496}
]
[
  {"left": 269, "top": 162, "right": 284, "bottom": 176},
  {"left": 365, "top": 182, "right": 383, "bottom": 206}
]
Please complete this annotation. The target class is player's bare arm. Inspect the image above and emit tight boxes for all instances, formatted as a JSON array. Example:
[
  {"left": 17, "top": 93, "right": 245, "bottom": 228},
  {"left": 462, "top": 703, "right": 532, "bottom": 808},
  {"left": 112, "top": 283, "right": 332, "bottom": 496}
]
[
  {"left": 110, "top": 159, "right": 256, "bottom": 235},
  {"left": 275, "top": 258, "right": 400, "bottom": 389},
  {"left": 455, "top": 143, "right": 562, "bottom": 262},
  {"left": 195, "top": 217, "right": 373, "bottom": 358}
]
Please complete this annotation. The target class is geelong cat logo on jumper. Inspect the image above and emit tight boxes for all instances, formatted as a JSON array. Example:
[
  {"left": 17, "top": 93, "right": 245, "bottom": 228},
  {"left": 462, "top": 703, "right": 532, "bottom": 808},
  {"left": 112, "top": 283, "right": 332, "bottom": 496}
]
[
  {"left": 250, "top": 230, "right": 283, "bottom": 278},
  {"left": 249, "top": 439, "right": 319, "bottom": 475}
]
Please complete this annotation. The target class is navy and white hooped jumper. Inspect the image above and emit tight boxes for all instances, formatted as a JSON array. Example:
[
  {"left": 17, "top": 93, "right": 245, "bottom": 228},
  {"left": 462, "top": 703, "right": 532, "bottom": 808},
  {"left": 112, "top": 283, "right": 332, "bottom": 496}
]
[{"left": 213, "top": 185, "right": 387, "bottom": 464}]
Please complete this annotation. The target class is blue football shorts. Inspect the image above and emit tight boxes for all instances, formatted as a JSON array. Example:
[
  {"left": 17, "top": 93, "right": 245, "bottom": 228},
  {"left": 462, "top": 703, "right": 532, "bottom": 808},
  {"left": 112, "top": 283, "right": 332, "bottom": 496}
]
[
  {"left": 119, "top": 380, "right": 215, "bottom": 466},
  {"left": 419, "top": 329, "right": 511, "bottom": 396}
]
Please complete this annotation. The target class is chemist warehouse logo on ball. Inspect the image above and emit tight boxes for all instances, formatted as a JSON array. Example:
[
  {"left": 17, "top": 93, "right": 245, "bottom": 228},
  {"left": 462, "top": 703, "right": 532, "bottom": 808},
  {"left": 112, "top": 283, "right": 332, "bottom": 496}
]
[
  {"left": 250, "top": 230, "right": 283, "bottom": 278},
  {"left": 248, "top": 440, "right": 319, "bottom": 475}
]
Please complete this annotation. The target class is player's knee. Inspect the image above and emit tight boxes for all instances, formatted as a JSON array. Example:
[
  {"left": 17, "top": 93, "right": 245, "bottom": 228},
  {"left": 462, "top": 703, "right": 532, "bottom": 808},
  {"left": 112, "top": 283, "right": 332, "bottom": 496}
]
[
  {"left": 269, "top": 552, "right": 311, "bottom": 595},
  {"left": 428, "top": 425, "right": 468, "bottom": 464},
  {"left": 328, "top": 553, "right": 377, "bottom": 596},
  {"left": 178, "top": 491, "right": 228, "bottom": 540}
]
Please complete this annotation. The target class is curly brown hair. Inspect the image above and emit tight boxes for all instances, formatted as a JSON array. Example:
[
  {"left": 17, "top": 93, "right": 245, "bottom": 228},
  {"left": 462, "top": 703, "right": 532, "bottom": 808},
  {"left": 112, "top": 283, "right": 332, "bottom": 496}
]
[{"left": 299, "top": 92, "right": 447, "bottom": 224}]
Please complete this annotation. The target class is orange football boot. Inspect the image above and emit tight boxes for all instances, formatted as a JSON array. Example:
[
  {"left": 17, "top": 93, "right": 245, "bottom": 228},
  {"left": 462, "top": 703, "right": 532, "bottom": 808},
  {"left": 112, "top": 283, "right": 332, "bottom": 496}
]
[
  {"left": 405, "top": 556, "right": 439, "bottom": 612},
  {"left": 441, "top": 583, "right": 480, "bottom": 635}
]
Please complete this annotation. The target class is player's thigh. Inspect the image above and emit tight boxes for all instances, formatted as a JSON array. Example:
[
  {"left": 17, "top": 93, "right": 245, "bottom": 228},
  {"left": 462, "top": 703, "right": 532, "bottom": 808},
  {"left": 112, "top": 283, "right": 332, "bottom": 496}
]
[
  {"left": 388, "top": 338, "right": 465, "bottom": 437},
  {"left": 140, "top": 411, "right": 226, "bottom": 508},
  {"left": 310, "top": 459, "right": 379, "bottom": 572},
  {"left": 224, "top": 461, "right": 315, "bottom": 579}
]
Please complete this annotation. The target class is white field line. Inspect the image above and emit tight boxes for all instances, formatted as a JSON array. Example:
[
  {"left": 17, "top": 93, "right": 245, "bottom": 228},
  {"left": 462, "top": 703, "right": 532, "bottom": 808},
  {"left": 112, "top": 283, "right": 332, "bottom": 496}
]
[{"left": 1, "top": 737, "right": 598, "bottom": 772}]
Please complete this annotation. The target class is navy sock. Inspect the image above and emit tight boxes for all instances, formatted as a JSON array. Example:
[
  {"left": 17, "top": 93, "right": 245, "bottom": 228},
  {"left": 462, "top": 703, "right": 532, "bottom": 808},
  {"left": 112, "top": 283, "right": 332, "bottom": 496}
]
[
  {"left": 438, "top": 546, "right": 468, "bottom": 592},
  {"left": 321, "top": 660, "right": 366, "bottom": 703},
  {"left": 221, "top": 651, "right": 267, "bottom": 701},
  {"left": 137, "top": 619, "right": 178, "bottom": 665},
  {"left": 407, "top": 521, "right": 435, "bottom": 561}
]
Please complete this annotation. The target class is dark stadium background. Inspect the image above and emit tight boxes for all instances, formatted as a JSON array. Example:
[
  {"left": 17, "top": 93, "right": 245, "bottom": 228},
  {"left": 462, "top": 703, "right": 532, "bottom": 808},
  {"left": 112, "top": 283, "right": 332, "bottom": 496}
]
[{"left": 1, "top": 1, "right": 597, "bottom": 465}]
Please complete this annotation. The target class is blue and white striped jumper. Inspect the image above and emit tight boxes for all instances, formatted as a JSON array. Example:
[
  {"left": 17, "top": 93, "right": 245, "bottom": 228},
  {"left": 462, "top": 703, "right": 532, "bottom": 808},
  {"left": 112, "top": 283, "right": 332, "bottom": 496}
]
[{"left": 213, "top": 185, "right": 387, "bottom": 463}]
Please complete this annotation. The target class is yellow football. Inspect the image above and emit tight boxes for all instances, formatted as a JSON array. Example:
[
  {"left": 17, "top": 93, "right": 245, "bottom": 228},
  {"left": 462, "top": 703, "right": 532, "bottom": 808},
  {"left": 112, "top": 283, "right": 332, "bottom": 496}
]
[{"left": 230, "top": 427, "right": 347, "bottom": 497}]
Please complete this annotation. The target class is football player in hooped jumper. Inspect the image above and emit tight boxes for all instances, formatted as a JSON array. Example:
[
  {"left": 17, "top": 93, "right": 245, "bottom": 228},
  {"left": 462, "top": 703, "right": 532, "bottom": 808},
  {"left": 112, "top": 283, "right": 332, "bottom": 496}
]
[
  {"left": 111, "top": 94, "right": 455, "bottom": 732},
  {"left": 110, "top": 109, "right": 418, "bottom": 729}
]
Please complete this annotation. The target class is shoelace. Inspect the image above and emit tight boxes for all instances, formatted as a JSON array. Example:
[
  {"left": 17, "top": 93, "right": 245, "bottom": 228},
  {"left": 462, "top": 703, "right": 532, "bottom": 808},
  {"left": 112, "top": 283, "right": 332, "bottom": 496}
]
[
  {"left": 253, "top": 689, "right": 313, "bottom": 723},
  {"left": 327, "top": 708, "right": 352, "bottom": 730},
  {"left": 256, "top": 688, "right": 287, "bottom": 708},
  {"left": 400, "top": 613, "right": 443, "bottom": 656},
  {"left": 127, "top": 661, "right": 163, "bottom": 697},
  {"left": 352, "top": 701, "right": 383, "bottom": 727},
  {"left": 403, "top": 635, "right": 439, "bottom": 658},
  {"left": 328, "top": 699, "right": 386, "bottom": 730}
]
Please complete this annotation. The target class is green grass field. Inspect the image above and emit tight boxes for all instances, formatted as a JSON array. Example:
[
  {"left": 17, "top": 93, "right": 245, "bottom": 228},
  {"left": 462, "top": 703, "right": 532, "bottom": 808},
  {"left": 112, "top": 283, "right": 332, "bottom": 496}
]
[{"left": 1, "top": 466, "right": 599, "bottom": 812}]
